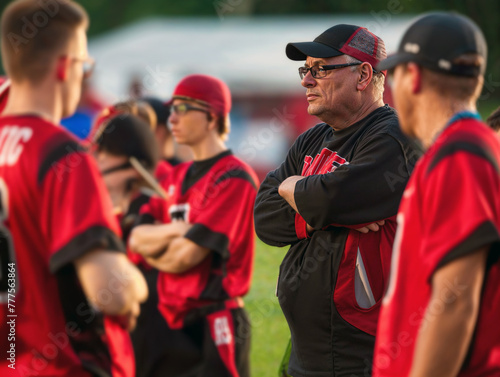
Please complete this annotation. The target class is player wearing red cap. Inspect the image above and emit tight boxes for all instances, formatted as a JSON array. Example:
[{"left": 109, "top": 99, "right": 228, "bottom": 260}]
[
  {"left": 0, "top": 1, "right": 147, "bottom": 376},
  {"left": 374, "top": 12, "right": 500, "bottom": 377},
  {"left": 130, "top": 74, "right": 257, "bottom": 377}
]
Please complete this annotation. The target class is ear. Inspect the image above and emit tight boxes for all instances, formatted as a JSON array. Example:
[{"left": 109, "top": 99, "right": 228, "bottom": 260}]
[
  {"left": 207, "top": 113, "right": 218, "bottom": 131},
  {"left": 407, "top": 62, "right": 422, "bottom": 94},
  {"left": 355, "top": 63, "right": 374, "bottom": 91},
  {"left": 56, "top": 56, "right": 69, "bottom": 81}
]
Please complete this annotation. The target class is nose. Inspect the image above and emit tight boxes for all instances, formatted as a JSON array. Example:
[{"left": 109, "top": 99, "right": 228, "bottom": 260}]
[
  {"left": 301, "top": 70, "right": 316, "bottom": 88},
  {"left": 169, "top": 111, "right": 178, "bottom": 125}
]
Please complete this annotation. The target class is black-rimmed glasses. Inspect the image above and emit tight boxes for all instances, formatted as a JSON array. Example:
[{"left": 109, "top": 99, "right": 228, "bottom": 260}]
[
  {"left": 101, "top": 161, "right": 133, "bottom": 176},
  {"left": 298, "top": 62, "right": 362, "bottom": 79},
  {"left": 170, "top": 103, "right": 211, "bottom": 116}
]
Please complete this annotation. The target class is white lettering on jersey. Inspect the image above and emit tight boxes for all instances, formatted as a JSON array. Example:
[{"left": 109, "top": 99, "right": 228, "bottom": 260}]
[
  {"left": 213, "top": 316, "right": 232, "bottom": 346},
  {"left": 168, "top": 184, "right": 175, "bottom": 197},
  {"left": 0, "top": 126, "right": 33, "bottom": 166}
]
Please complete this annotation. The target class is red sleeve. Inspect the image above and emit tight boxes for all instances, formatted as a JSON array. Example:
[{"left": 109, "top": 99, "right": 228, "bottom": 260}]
[
  {"left": 139, "top": 195, "right": 168, "bottom": 223},
  {"left": 185, "top": 174, "right": 257, "bottom": 259},
  {"left": 38, "top": 147, "right": 124, "bottom": 273},
  {"left": 421, "top": 149, "right": 500, "bottom": 280},
  {"left": 295, "top": 213, "right": 309, "bottom": 239}
]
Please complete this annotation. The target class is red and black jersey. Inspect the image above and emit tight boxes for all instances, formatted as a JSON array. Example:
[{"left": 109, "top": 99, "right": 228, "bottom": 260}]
[
  {"left": 0, "top": 115, "right": 133, "bottom": 377},
  {"left": 254, "top": 106, "right": 421, "bottom": 377},
  {"left": 154, "top": 157, "right": 182, "bottom": 182},
  {"left": 0, "top": 77, "right": 9, "bottom": 114},
  {"left": 141, "top": 150, "right": 258, "bottom": 329},
  {"left": 374, "top": 116, "right": 500, "bottom": 377}
]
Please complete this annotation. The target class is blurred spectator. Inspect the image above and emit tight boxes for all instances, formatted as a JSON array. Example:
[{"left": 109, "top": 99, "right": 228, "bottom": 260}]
[
  {"left": 129, "top": 73, "right": 145, "bottom": 99},
  {"left": 93, "top": 112, "right": 179, "bottom": 377},
  {"left": 93, "top": 113, "right": 159, "bottom": 229},
  {"left": 61, "top": 79, "right": 107, "bottom": 139},
  {"left": 114, "top": 100, "right": 157, "bottom": 129},
  {"left": 141, "top": 97, "right": 183, "bottom": 181},
  {"left": 90, "top": 99, "right": 157, "bottom": 148}
]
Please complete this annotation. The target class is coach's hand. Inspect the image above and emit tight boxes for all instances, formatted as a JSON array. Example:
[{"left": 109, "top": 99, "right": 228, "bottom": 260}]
[{"left": 355, "top": 220, "right": 385, "bottom": 234}]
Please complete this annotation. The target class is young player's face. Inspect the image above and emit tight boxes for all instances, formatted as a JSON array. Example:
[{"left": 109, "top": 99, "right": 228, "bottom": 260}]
[
  {"left": 301, "top": 55, "right": 359, "bottom": 125},
  {"left": 95, "top": 151, "right": 142, "bottom": 212},
  {"left": 168, "top": 99, "right": 213, "bottom": 146},
  {"left": 61, "top": 27, "right": 89, "bottom": 118}
]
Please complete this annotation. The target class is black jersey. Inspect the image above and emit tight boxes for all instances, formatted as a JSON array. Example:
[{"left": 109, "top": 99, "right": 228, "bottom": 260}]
[{"left": 254, "top": 105, "right": 421, "bottom": 376}]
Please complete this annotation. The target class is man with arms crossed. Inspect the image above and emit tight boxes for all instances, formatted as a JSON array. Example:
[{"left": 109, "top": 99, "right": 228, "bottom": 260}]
[
  {"left": 254, "top": 24, "right": 419, "bottom": 376},
  {"left": 130, "top": 74, "right": 257, "bottom": 377},
  {"left": 0, "top": 1, "right": 147, "bottom": 376},
  {"left": 373, "top": 12, "right": 500, "bottom": 377}
]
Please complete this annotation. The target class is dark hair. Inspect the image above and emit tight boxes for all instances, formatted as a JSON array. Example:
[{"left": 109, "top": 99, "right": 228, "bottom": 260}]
[
  {"left": 1, "top": 0, "right": 88, "bottom": 83},
  {"left": 421, "top": 54, "right": 485, "bottom": 101},
  {"left": 96, "top": 114, "right": 159, "bottom": 171},
  {"left": 487, "top": 106, "right": 500, "bottom": 131},
  {"left": 141, "top": 97, "right": 170, "bottom": 127},
  {"left": 215, "top": 114, "right": 230, "bottom": 140}
]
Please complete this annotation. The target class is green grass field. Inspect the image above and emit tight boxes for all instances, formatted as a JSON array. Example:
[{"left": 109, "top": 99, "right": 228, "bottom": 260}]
[{"left": 246, "top": 240, "right": 289, "bottom": 377}]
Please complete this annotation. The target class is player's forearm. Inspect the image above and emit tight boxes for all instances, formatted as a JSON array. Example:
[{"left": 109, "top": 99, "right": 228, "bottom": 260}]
[
  {"left": 129, "top": 222, "right": 191, "bottom": 257},
  {"left": 409, "top": 295, "right": 478, "bottom": 377},
  {"left": 409, "top": 247, "right": 488, "bottom": 377},
  {"left": 75, "top": 249, "right": 149, "bottom": 316},
  {"left": 105, "top": 262, "right": 149, "bottom": 316},
  {"left": 145, "top": 237, "right": 210, "bottom": 274}
]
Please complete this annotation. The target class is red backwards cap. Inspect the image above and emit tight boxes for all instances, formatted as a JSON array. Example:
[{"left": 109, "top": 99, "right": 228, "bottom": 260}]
[{"left": 171, "top": 74, "right": 231, "bottom": 117}]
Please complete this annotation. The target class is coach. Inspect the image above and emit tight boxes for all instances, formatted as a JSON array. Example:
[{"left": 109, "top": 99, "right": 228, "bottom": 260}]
[{"left": 254, "top": 24, "right": 420, "bottom": 376}]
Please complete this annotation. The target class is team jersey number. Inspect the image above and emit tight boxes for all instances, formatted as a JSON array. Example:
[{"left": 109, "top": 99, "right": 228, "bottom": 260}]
[
  {"left": 169, "top": 203, "right": 190, "bottom": 222},
  {"left": 0, "top": 178, "right": 16, "bottom": 303}
]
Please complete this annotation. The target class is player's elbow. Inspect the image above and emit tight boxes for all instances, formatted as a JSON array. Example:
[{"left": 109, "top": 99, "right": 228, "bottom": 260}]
[
  {"left": 75, "top": 249, "right": 148, "bottom": 315},
  {"left": 89, "top": 271, "right": 147, "bottom": 315}
]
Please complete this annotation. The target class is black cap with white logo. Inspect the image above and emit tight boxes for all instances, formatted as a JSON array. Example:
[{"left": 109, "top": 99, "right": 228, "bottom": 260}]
[{"left": 376, "top": 12, "right": 487, "bottom": 77}]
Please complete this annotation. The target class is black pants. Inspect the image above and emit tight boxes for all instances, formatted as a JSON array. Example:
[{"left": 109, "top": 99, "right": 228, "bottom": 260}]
[{"left": 131, "top": 271, "right": 250, "bottom": 377}]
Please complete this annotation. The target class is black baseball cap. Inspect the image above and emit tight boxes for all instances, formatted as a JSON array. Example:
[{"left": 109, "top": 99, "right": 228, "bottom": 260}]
[
  {"left": 376, "top": 12, "right": 487, "bottom": 77},
  {"left": 96, "top": 114, "right": 159, "bottom": 171},
  {"left": 286, "top": 24, "right": 387, "bottom": 71},
  {"left": 141, "top": 96, "right": 170, "bottom": 126}
]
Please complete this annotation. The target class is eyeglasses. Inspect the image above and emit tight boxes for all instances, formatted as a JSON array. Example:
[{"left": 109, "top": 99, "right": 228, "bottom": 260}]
[
  {"left": 81, "top": 57, "right": 95, "bottom": 79},
  {"left": 298, "top": 62, "right": 362, "bottom": 79},
  {"left": 101, "top": 161, "right": 133, "bottom": 176},
  {"left": 68, "top": 56, "right": 95, "bottom": 79},
  {"left": 170, "top": 103, "right": 211, "bottom": 116}
]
